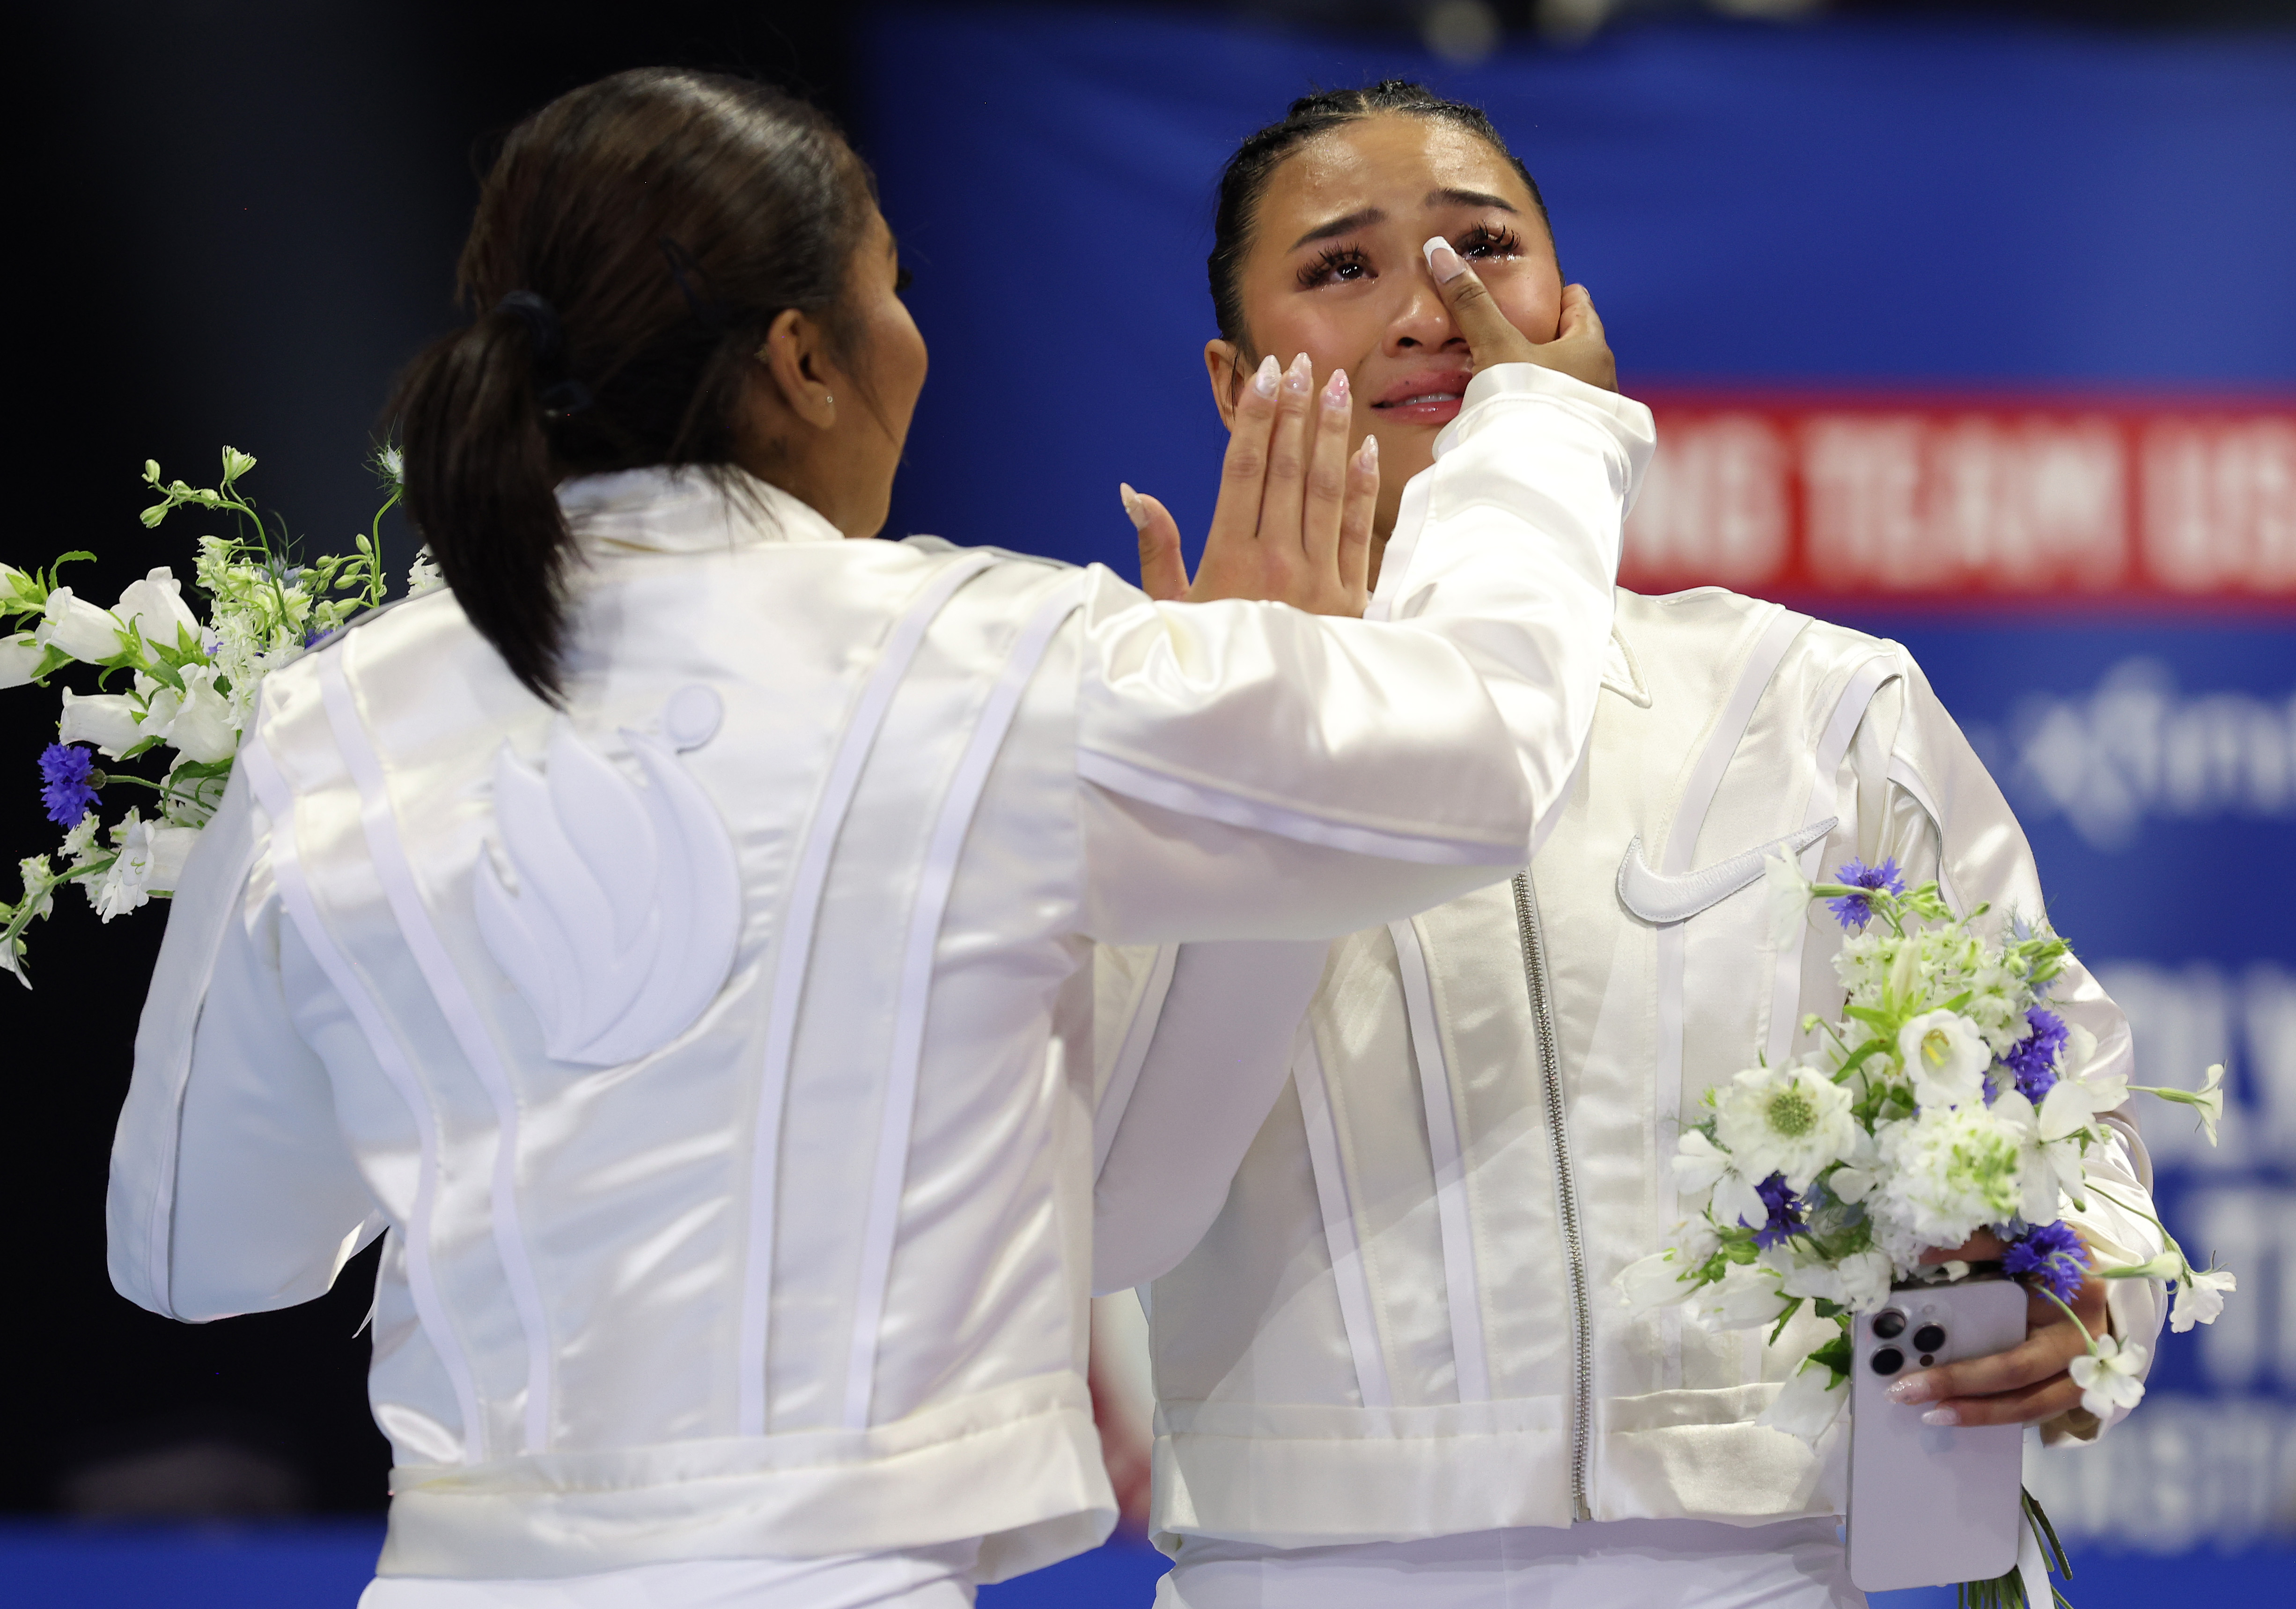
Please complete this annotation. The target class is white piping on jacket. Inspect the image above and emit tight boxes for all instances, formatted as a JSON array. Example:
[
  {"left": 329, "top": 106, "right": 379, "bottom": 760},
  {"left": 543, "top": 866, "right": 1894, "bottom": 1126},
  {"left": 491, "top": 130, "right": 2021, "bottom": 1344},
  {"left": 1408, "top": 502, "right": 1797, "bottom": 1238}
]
[
  {"left": 1650, "top": 606, "right": 1807, "bottom": 1388},
  {"left": 1764, "top": 656, "right": 1899, "bottom": 1067},
  {"left": 1295, "top": 1033, "right": 1394, "bottom": 1409},
  {"left": 318, "top": 646, "right": 558, "bottom": 1455},
  {"left": 1093, "top": 945, "right": 1179, "bottom": 1177},
  {"left": 1388, "top": 917, "right": 1491, "bottom": 1403},
  {"left": 243, "top": 735, "right": 488, "bottom": 1462},
  {"left": 843, "top": 578, "right": 1087, "bottom": 1429},
  {"left": 737, "top": 551, "right": 1001, "bottom": 1437}
]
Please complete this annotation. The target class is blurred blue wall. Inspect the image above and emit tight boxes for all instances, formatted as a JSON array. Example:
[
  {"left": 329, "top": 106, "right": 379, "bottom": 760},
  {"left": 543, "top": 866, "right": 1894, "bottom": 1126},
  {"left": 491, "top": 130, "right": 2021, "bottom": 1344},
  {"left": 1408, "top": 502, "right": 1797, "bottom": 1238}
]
[{"left": 867, "top": 0, "right": 2296, "bottom": 1570}]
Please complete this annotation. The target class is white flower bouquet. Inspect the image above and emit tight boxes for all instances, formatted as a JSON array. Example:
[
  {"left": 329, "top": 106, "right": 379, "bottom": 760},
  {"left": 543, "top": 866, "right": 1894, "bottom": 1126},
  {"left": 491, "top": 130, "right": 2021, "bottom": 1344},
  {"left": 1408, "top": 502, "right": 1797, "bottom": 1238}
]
[
  {"left": 0, "top": 447, "right": 436, "bottom": 983},
  {"left": 1618, "top": 856, "right": 2232, "bottom": 1428},
  {"left": 1616, "top": 858, "right": 2231, "bottom": 1604}
]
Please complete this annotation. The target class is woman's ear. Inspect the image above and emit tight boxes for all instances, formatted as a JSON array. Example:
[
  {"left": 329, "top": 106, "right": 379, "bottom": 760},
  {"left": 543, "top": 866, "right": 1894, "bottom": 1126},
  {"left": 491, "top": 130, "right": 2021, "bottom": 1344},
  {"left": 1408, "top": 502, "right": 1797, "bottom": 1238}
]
[
  {"left": 758, "top": 307, "right": 839, "bottom": 433},
  {"left": 1202, "top": 338, "right": 1247, "bottom": 433}
]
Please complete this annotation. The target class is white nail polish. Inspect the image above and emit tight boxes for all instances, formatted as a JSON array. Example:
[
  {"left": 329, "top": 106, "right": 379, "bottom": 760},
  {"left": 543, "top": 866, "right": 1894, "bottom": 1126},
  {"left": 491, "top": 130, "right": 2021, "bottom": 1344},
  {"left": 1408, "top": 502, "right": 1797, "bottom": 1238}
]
[
  {"left": 1423, "top": 235, "right": 1465, "bottom": 284},
  {"left": 1253, "top": 354, "right": 1280, "bottom": 397},
  {"left": 1921, "top": 1408, "right": 1958, "bottom": 1427},
  {"left": 1119, "top": 483, "right": 1148, "bottom": 531}
]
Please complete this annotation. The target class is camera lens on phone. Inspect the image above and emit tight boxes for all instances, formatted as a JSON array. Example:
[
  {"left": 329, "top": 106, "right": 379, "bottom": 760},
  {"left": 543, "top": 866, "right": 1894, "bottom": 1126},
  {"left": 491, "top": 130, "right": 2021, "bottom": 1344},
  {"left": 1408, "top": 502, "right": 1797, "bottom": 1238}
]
[
  {"left": 1873, "top": 1310, "right": 1907, "bottom": 1340},
  {"left": 1912, "top": 1324, "right": 1947, "bottom": 1354},
  {"left": 1869, "top": 1347, "right": 1905, "bottom": 1375}
]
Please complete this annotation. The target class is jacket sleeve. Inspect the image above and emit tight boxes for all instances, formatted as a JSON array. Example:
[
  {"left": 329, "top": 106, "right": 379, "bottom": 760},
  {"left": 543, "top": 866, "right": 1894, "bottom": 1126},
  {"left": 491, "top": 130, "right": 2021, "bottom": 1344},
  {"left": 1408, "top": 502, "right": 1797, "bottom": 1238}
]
[
  {"left": 1077, "top": 363, "right": 1651, "bottom": 944},
  {"left": 1856, "top": 657, "right": 2168, "bottom": 1442},
  {"left": 107, "top": 763, "right": 383, "bottom": 1322}
]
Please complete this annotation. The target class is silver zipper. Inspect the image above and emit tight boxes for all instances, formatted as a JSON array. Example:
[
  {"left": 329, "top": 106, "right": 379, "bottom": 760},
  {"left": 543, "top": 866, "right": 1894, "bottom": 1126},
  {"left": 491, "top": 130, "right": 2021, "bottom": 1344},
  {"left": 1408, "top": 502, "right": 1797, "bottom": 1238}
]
[{"left": 1513, "top": 869, "right": 1594, "bottom": 1523}]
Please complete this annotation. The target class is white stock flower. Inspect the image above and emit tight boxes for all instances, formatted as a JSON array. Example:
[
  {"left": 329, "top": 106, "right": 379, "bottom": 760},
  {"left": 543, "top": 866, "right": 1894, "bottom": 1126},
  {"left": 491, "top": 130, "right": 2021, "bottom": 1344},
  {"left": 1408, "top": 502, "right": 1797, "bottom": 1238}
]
[
  {"left": 59, "top": 814, "right": 103, "bottom": 869},
  {"left": 88, "top": 811, "right": 199, "bottom": 919},
  {"left": 1688, "top": 1260, "right": 1790, "bottom": 1333},
  {"left": 1758, "top": 1359, "right": 1848, "bottom": 1441},
  {"left": 35, "top": 587, "right": 127, "bottom": 663},
  {"left": 0, "top": 631, "right": 43, "bottom": 689},
  {"left": 1873, "top": 1102, "right": 2025, "bottom": 1250},
  {"left": 137, "top": 666, "right": 238, "bottom": 763},
  {"left": 1713, "top": 1064, "right": 1860, "bottom": 1191},
  {"left": 2067, "top": 1334, "right": 2148, "bottom": 1417},
  {"left": 2170, "top": 1266, "right": 2236, "bottom": 1333},
  {"left": 114, "top": 567, "right": 201, "bottom": 658},
  {"left": 1897, "top": 1010, "right": 1990, "bottom": 1109},
  {"left": 59, "top": 689, "right": 146, "bottom": 758},
  {"left": 406, "top": 545, "right": 445, "bottom": 595}
]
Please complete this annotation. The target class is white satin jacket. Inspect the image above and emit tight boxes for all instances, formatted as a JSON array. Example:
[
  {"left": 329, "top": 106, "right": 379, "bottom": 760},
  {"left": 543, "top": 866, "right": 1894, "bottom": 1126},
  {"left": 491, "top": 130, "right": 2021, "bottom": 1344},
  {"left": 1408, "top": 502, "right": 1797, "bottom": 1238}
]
[
  {"left": 106, "top": 365, "right": 1655, "bottom": 1583},
  {"left": 1095, "top": 588, "right": 2169, "bottom": 1552}
]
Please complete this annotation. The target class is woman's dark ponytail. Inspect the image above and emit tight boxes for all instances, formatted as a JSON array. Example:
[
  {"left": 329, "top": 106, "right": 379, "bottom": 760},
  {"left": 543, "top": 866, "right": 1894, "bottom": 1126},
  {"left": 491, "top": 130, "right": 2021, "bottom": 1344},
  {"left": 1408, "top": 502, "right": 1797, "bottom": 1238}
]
[{"left": 391, "top": 69, "right": 875, "bottom": 704}]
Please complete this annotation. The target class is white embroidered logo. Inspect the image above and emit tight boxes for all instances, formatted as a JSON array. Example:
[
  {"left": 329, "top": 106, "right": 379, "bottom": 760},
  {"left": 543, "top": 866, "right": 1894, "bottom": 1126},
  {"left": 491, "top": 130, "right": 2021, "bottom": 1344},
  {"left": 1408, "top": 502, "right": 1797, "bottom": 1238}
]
[
  {"left": 1616, "top": 817, "right": 1838, "bottom": 925},
  {"left": 476, "top": 685, "right": 740, "bottom": 1066}
]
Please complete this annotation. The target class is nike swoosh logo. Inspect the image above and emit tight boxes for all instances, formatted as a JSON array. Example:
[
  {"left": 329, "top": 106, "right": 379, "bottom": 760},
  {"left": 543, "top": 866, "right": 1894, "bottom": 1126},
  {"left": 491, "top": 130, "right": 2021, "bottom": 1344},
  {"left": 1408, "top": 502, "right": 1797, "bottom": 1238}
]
[{"left": 1615, "top": 818, "right": 1840, "bottom": 925}]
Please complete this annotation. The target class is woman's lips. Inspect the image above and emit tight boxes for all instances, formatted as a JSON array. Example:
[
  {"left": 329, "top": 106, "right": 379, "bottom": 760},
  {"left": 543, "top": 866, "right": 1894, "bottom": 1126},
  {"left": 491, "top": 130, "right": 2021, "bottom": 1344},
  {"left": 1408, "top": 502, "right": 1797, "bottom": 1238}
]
[{"left": 1370, "top": 370, "right": 1473, "bottom": 426}]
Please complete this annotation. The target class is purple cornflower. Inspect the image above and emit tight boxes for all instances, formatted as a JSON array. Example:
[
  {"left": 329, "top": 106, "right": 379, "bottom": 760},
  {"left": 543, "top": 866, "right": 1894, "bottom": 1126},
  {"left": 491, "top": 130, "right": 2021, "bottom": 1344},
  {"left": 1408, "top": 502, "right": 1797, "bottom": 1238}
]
[
  {"left": 2004, "top": 1007, "right": 2069, "bottom": 1102},
  {"left": 38, "top": 742, "right": 100, "bottom": 825},
  {"left": 1744, "top": 1173, "right": 1810, "bottom": 1250},
  {"left": 1827, "top": 858, "right": 1905, "bottom": 931},
  {"left": 2004, "top": 1220, "right": 2088, "bottom": 1306}
]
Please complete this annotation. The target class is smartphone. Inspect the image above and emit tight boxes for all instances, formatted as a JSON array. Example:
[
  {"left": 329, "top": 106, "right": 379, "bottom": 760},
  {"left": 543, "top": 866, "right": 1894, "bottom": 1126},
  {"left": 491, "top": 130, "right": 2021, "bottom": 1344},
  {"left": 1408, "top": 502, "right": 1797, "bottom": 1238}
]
[{"left": 1846, "top": 1278, "right": 2029, "bottom": 1593}]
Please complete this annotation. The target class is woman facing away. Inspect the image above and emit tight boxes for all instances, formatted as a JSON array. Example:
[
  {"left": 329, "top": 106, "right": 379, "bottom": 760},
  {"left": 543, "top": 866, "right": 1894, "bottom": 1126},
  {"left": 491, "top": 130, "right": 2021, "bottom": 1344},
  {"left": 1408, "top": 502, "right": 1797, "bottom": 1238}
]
[
  {"left": 103, "top": 68, "right": 1657, "bottom": 1609},
  {"left": 1093, "top": 83, "right": 2171, "bottom": 1609}
]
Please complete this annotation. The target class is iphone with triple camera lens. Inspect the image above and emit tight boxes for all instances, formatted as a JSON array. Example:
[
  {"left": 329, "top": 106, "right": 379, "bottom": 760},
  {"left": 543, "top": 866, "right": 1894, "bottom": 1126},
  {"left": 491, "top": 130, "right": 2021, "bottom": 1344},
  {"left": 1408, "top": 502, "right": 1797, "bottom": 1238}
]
[{"left": 1846, "top": 1278, "right": 2029, "bottom": 1592}]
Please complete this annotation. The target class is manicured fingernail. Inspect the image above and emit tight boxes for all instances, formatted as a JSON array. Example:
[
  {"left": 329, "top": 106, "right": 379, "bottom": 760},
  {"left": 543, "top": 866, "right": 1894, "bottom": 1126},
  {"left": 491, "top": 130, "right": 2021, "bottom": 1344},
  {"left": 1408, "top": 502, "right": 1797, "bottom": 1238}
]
[
  {"left": 1119, "top": 483, "right": 1148, "bottom": 531},
  {"left": 1323, "top": 368, "right": 1349, "bottom": 409},
  {"left": 1886, "top": 1375, "right": 1928, "bottom": 1404},
  {"left": 1253, "top": 354, "right": 1280, "bottom": 397},
  {"left": 1424, "top": 236, "right": 1465, "bottom": 283},
  {"left": 1921, "top": 1408, "right": 1959, "bottom": 1427},
  {"left": 1285, "top": 352, "right": 1312, "bottom": 394},
  {"left": 1357, "top": 434, "right": 1378, "bottom": 470}
]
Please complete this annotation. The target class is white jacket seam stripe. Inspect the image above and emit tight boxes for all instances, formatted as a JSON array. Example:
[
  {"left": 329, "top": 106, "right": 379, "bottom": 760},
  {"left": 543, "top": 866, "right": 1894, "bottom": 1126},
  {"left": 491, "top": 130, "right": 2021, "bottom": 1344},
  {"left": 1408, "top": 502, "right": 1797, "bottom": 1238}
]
[
  {"left": 1294, "top": 1036, "right": 1394, "bottom": 1409},
  {"left": 1765, "top": 656, "right": 1900, "bottom": 1066},
  {"left": 844, "top": 578, "right": 1087, "bottom": 1429},
  {"left": 241, "top": 735, "right": 487, "bottom": 1461},
  {"left": 319, "top": 645, "right": 557, "bottom": 1455},
  {"left": 738, "top": 550, "right": 1001, "bottom": 1436},
  {"left": 1388, "top": 917, "right": 1490, "bottom": 1403},
  {"left": 1094, "top": 944, "right": 1178, "bottom": 1178},
  {"left": 1653, "top": 607, "right": 1806, "bottom": 1389},
  {"left": 1883, "top": 752, "right": 1961, "bottom": 916}
]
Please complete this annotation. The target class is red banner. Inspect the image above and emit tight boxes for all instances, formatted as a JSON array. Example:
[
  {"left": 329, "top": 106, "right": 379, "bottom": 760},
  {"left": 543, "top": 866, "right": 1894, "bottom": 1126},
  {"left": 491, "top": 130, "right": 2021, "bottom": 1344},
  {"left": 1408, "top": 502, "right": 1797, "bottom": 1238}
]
[{"left": 1622, "top": 394, "right": 2296, "bottom": 608}]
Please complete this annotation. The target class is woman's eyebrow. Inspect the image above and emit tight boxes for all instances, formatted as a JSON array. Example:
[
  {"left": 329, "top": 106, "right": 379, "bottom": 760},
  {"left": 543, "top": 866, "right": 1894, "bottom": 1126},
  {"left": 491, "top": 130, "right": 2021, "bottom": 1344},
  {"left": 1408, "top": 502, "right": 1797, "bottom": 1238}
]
[
  {"left": 1426, "top": 187, "right": 1518, "bottom": 214},
  {"left": 1288, "top": 206, "right": 1384, "bottom": 250}
]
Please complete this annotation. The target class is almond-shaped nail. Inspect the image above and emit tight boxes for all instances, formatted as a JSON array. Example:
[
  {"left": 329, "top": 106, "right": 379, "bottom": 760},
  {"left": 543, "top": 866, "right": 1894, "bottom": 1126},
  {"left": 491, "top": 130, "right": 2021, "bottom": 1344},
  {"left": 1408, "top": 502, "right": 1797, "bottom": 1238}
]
[
  {"left": 1323, "top": 367, "right": 1350, "bottom": 409},
  {"left": 1119, "top": 483, "right": 1148, "bottom": 531},
  {"left": 1424, "top": 235, "right": 1466, "bottom": 284},
  {"left": 1921, "top": 1407, "right": 1959, "bottom": 1427},
  {"left": 1253, "top": 354, "right": 1280, "bottom": 397},
  {"left": 1285, "top": 352, "right": 1313, "bottom": 394},
  {"left": 1357, "top": 434, "right": 1378, "bottom": 471},
  {"left": 1885, "top": 1375, "right": 1928, "bottom": 1404}
]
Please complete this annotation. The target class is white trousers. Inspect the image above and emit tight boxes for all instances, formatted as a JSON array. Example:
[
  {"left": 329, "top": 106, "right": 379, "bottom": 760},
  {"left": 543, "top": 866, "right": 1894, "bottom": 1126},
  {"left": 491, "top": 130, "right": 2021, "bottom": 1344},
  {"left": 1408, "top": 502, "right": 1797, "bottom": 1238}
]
[
  {"left": 1155, "top": 1518, "right": 1863, "bottom": 1609},
  {"left": 357, "top": 1540, "right": 979, "bottom": 1609}
]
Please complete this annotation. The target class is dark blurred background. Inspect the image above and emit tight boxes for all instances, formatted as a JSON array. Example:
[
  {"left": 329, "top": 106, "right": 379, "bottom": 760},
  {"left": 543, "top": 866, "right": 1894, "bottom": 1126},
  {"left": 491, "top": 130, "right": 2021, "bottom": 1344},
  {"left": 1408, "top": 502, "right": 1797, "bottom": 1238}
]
[{"left": 4, "top": 0, "right": 2292, "bottom": 1603}]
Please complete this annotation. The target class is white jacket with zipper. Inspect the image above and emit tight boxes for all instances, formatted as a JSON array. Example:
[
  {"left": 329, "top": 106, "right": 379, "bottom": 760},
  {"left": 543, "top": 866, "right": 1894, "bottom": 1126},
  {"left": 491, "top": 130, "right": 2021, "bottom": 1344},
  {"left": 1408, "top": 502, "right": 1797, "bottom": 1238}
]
[{"left": 1094, "top": 586, "right": 2170, "bottom": 1551}]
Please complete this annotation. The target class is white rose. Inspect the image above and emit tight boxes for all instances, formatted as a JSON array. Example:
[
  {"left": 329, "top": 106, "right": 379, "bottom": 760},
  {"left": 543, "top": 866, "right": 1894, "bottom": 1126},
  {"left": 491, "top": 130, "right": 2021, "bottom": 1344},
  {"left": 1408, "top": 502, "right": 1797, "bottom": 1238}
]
[
  {"left": 0, "top": 631, "right": 43, "bottom": 689},
  {"left": 59, "top": 689, "right": 146, "bottom": 758},
  {"left": 114, "top": 567, "right": 202, "bottom": 659},
  {"left": 1713, "top": 1063, "right": 1861, "bottom": 1191},
  {"left": 1757, "top": 1360, "right": 1847, "bottom": 1442},
  {"left": 35, "top": 586, "right": 127, "bottom": 664},
  {"left": 1897, "top": 1009, "right": 1990, "bottom": 1110}
]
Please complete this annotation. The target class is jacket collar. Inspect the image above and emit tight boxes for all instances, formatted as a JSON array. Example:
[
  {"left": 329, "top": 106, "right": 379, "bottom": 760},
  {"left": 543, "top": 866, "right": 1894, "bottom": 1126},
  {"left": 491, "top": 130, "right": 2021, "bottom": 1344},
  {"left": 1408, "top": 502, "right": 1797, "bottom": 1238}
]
[{"left": 558, "top": 465, "right": 844, "bottom": 556}]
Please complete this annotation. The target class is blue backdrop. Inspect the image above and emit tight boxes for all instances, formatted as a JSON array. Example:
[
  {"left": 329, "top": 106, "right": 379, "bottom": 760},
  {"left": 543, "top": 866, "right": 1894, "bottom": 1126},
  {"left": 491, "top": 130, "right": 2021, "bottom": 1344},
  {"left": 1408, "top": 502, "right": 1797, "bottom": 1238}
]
[{"left": 865, "top": 0, "right": 2296, "bottom": 1583}]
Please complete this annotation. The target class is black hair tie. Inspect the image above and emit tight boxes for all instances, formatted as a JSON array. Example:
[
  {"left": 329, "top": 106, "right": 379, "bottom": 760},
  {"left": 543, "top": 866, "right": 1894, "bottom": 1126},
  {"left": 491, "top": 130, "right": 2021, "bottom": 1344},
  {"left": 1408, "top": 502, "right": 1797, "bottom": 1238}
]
[
  {"left": 497, "top": 290, "right": 564, "bottom": 367},
  {"left": 538, "top": 380, "right": 594, "bottom": 422}
]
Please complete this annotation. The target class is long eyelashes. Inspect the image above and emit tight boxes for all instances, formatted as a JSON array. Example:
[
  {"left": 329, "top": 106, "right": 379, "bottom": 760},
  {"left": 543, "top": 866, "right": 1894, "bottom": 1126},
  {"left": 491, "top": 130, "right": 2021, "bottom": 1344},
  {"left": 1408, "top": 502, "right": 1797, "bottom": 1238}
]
[{"left": 1295, "top": 223, "right": 1525, "bottom": 289}]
